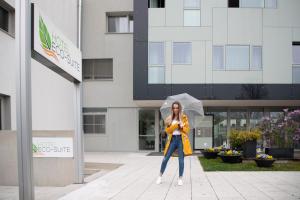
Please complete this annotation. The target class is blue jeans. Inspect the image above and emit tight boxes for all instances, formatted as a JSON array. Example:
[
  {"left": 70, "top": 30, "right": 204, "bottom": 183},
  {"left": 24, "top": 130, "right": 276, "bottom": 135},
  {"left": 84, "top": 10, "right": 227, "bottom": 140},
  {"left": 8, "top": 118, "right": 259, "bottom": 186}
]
[{"left": 160, "top": 135, "right": 184, "bottom": 177}]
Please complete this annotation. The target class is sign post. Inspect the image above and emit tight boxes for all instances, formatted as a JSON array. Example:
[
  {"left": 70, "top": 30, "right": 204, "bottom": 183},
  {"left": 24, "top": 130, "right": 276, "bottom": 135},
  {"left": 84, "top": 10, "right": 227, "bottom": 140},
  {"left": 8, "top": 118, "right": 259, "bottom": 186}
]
[{"left": 16, "top": 0, "right": 34, "bottom": 199}]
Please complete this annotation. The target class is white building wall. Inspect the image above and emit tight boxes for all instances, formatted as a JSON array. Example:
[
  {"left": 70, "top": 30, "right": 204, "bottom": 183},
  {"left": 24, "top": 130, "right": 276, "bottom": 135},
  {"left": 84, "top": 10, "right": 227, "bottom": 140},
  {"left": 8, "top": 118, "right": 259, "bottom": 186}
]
[
  {"left": 82, "top": 0, "right": 140, "bottom": 151},
  {"left": 149, "top": 0, "right": 300, "bottom": 84},
  {"left": 0, "top": 0, "right": 79, "bottom": 131}
]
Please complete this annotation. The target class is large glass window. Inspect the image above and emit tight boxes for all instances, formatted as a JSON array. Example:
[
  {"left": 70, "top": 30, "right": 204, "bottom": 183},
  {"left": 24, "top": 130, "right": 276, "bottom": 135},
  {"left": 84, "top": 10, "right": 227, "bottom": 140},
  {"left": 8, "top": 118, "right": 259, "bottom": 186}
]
[
  {"left": 249, "top": 110, "right": 264, "bottom": 129},
  {"left": 252, "top": 46, "right": 262, "bottom": 70},
  {"left": 83, "top": 59, "right": 113, "bottom": 80},
  {"left": 213, "top": 46, "right": 224, "bottom": 70},
  {"left": 173, "top": 42, "right": 192, "bottom": 64},
  {"left": 148, "top": 42, "right": 165, "bottom": 83},
  {"left": 226, "top": 45, "right": 250, "bottom": 70},
  {"left": 107, "top": 13, "right": 133, "bottom": 33},
  {"left": 211, "top": 112, "right": 228, "bottom": 147},
  {"left": 229, "top": 110, "right": 248, "bottom": 131},
  {"left": 139, "top": 110, "right": 156, "bottom": 150}
]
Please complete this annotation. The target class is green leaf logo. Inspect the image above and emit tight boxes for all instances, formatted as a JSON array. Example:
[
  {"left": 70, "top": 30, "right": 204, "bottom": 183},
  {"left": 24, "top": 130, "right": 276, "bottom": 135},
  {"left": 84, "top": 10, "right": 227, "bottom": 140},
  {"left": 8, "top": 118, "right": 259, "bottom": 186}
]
[
  {"left": 32, "top": 144, "right": 38, "bottom": 153},
  {"left": 39, "top": 16, "right": 51, "bottom": 50}
]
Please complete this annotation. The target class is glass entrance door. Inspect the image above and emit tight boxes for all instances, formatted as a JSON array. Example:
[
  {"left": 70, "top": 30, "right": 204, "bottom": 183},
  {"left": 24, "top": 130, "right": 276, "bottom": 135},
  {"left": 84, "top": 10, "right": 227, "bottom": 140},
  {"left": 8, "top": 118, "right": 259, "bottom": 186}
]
[
  {"left": 139, "top": 109, "right": 156, "bottom": 150},
  {"left": 194, "top": 115, "right": 213, "bottom": 150}
]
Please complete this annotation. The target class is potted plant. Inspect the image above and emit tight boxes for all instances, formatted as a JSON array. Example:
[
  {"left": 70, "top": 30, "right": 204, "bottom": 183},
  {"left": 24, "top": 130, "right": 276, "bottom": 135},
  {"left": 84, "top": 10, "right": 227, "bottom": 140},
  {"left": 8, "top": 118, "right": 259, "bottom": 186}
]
[
  {"left": 229, "top": 129, "right": 261, "bottom": 158},
  {"left": 218, "top": 149, "right": 242, "bottom": 163},
  {"left": 255, "top": 153, "right": 275, "bottom": 167},
  {"left": 259, "top": 109, "right": 300, "bottom": 159},
  {"left": 201, "top": 146, "right": 222, "bottom": 159}
]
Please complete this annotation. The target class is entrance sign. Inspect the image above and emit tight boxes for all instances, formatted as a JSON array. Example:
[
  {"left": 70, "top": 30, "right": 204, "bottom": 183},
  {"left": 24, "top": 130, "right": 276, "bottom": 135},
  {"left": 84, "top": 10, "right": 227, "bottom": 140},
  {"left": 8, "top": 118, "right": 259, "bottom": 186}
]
[
  {"left": 31, "top": 4, "right": 82, "bottom": 82},
  {"left": 32, "top": 137, "right": 74, "bottom": 158}
]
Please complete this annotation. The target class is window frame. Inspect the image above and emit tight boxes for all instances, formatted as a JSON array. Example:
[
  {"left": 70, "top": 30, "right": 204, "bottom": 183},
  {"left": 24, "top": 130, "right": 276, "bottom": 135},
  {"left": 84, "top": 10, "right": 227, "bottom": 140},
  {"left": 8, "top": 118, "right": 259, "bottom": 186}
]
[
  {"left": 148, "top": 41, "right": 165, "bottom": 84},
  {"left": 251, "top": 45, "right": 263, "bottom": 70},
  {"left": 172, "top": 42, "right": 193, "bottom": 65},
  {"left": 183, "top": 0, "right": 201, "bottom": 27},
  {"left": 83, "top": 112, "right": 107, "bottom": 135},
  {"left": 106, "top": 12, "right": 134, "bottom": 34},
  {"left": 0, "top": 1, "right": 15, "bottom": 37},
  {"left": 82, "top": 59, "right": 113, "bottom": 81},
  {"left": 225, "top": 44, "right": 250, "bottom": 71},
  {"left": 213, "top": 45, "right": 225, "bottom": 70}
]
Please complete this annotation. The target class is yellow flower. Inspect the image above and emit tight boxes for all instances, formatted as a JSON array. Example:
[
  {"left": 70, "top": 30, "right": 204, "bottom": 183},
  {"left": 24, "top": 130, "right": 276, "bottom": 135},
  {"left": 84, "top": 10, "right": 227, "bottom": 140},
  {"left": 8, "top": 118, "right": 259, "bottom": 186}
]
[{"left": 267, "top": 155, "right": 273, "bottom": 159}]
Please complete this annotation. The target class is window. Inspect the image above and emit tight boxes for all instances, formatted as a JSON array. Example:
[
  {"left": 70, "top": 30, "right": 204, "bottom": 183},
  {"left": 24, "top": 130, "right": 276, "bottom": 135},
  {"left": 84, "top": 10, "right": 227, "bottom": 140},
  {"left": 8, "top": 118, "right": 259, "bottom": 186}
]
[
  {"left": 292, "top": 67, "right": 300, "bottom": 84},
  {"left": 83, "top": 59, "right": 113, "bottom": 80},
  {"left": 107, "top": 13, "right": 133, "bottom": 33},
  {"left": 0, "top": 95, "right": 11, "bottom": 130},
  {"left": 228, "top": 0, "right": 277, "bottom": 8},
  {"left": 148, "top": 0, "right": 165, "bottom": 8},
  {"left": 0, "top": 6, "right": 8, "bottom": 32},
  {"left": 240, "top": 0, "right": 264, "bottom": 8},
  {"left": 293, "top": 42, "right": 300, "bottom": 66},
  {"left": 293, "top": 42, "right": 300, "bottom": 83},
  {"left": 184, "top": 0, "right": 200, "bottom": 26},
  {"left": 213, "top": 46, "right": 224, "bottom": 70},
  {"left": 83, "top": 108, "right": 106, "bottom": 134},
  {"left": 184, "top": 0, "right": 201, "bottom": 8},
  {"left": 252, "top": 46, "right": 262, "bottom": 70},
  {"left": 173, "top": 42, "right": 192, "bottom": 64},
  {"left": 148, "top": 42, "right": 165, "bottom": 83},
  {"left": 0, "top": 1, "right": 14, "bottom": 36},
  {"left": 228, "top": 0, "right": 239, "bottom": 7},
  {"left": 226, "top": 45, "right": 250, "bottom": 70}
]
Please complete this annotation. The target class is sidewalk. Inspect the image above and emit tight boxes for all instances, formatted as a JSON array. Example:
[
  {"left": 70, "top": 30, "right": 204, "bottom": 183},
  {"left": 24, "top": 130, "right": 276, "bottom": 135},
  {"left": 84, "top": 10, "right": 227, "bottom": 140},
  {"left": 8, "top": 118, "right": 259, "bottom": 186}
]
[{"left": 59, "top": 152, "right": 300, "bottom": 200}]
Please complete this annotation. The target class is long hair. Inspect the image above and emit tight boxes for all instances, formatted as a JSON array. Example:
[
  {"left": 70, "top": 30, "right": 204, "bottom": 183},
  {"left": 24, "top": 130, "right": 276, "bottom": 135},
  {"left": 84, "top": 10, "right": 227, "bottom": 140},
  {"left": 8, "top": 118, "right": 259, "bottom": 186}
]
[{"left": 164, "top": 101, "right": 183, "bottom": 126}]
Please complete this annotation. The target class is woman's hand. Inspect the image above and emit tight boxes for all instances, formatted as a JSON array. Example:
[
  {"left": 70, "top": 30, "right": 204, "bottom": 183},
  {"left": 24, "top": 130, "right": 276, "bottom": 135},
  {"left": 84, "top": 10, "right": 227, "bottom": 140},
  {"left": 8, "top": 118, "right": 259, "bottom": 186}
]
[{"left": 178, "top": 121, "right": 184, "bottom": 129}]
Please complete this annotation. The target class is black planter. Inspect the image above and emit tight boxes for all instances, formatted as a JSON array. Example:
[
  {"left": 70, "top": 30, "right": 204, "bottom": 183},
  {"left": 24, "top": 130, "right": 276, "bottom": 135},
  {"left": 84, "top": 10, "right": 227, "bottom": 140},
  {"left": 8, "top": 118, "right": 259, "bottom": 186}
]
[
  {"left": 242, "top": 140, "right": 257, "bottom": 158},
  {"left": 255, "top": 159, "right": 275, "bottom": 167},
  {"left": 202, "top": 151, "right": 219, "bottom": 159},
  {"left": 265, "top": 148, "right": 294, "bottom": 159},
  {"left": 219, "top": 155, "right": 242, "bottom": 163}
]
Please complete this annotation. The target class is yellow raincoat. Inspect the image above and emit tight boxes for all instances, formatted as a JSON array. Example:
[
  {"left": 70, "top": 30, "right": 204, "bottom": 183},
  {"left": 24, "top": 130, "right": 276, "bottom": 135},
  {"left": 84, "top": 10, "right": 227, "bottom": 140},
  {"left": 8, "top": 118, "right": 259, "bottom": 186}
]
[{"left": 163, "top": 114, "right": 193, "bottom": 156}]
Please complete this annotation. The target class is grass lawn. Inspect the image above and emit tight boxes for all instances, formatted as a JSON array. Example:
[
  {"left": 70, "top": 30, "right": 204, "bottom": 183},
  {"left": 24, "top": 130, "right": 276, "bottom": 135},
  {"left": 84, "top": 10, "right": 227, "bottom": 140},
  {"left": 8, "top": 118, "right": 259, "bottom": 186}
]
[{"left": 198, "top": 157, "right": 300, "bottom": 171}]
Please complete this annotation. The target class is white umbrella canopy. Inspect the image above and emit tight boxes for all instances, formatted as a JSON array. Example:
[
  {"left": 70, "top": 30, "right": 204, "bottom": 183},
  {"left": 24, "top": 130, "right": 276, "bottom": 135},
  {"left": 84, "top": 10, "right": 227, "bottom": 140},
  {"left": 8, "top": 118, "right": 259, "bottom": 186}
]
[{"left": 160, "top": 93, "right": 204, "bottom": 129}]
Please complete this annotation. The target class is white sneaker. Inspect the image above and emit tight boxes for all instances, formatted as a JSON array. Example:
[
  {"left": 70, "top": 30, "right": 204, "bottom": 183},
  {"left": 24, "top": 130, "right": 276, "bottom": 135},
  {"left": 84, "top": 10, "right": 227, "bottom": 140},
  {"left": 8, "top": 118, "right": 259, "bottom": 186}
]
[
  {"left": 156, "top": 176, "right": 162, "bottom": 184},
  {"left": 178, "top": 178, "right": 183, "bottom": 186}
]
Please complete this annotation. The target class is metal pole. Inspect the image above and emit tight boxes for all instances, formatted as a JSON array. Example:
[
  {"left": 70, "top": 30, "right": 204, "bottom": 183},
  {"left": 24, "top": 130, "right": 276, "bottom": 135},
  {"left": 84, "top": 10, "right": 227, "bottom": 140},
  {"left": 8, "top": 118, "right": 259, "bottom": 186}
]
[
  {"left": 74, "top": 0, "right": 84, "bottom": 183},
  {"left": 15, "top": 0, "right": 34, "bottom": 199}
]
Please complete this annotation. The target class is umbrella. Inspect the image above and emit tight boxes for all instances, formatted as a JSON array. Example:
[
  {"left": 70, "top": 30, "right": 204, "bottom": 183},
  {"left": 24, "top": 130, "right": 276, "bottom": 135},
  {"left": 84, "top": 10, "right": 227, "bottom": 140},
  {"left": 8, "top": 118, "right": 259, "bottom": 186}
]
[{"left": 160, "top": 93, "right": 204, "bottom": 129}]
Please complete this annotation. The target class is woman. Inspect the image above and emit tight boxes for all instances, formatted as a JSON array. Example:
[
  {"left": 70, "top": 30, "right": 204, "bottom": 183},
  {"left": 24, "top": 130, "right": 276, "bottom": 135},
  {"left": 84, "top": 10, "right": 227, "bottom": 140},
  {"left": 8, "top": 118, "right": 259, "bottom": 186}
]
[{"left": 156, "top": 101, "right": 192, "bottom": 186}]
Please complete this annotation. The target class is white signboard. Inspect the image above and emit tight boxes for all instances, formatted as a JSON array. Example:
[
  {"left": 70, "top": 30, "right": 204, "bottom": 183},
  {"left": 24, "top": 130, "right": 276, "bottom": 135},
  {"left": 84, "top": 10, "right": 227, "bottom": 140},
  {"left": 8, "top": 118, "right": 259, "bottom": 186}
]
[
  {"left": 32, "top": 137, "right": 74, "bottom": 158},
  {"left": 32, "top": 4, "right": 82, "bottom": 82}
]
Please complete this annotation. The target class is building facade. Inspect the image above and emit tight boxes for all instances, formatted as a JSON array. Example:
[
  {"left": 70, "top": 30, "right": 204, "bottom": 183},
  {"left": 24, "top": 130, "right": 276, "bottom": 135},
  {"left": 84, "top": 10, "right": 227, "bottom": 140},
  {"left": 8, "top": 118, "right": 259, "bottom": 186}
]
[
  {"left": 84, "top": 0, "right": 300, "bottom": 152},
  {"left": 0, "top": 0, "right": 82, "bottom": 186}
]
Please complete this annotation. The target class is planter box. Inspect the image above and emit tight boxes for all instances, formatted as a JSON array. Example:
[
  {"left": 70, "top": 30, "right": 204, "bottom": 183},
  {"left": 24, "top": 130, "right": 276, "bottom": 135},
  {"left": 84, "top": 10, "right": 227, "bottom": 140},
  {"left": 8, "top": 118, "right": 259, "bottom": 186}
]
[
  {"left": 265, "top": 148, "right": 294, "bottom": 159},
  {"left": 255, "top": 159, "right": 275, "bottom": 167},
  {"left": 202, "top": 151, "right": 219, "bottom": 159},
  {"left": 242, "top": 140, "right": 257, "bottom": 158},
  {"left": 219, "top": 155, "right": 242, "bottom": 163}
]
